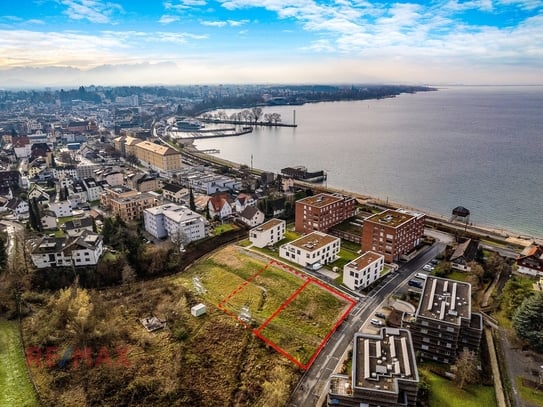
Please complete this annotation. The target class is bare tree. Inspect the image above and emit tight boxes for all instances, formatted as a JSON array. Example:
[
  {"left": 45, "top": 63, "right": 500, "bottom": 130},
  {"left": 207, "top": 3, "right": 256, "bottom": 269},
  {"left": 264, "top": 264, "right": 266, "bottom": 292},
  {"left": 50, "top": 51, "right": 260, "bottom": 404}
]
[
  {"left": 251, "top": 107, "right": 263, "bottom": 124},
  {"left": 454, "top": 349, "right": 478, "bottom": 389}
]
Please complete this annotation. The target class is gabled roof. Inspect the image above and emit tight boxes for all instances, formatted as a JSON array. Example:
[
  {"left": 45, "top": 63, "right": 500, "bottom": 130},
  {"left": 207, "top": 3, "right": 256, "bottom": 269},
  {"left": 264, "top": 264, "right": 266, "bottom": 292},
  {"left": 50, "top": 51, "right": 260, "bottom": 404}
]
[
  {"left": 518, "top": 244, "right": 543, "bottom": 259},
  {"left": 240, "top": 205, "right": 261, "bottom": 220},
  {"left": 163, "top": 183, "right": 184, "bottom": 193},
  {"left": 450, "top": 239, "right": 479, "bottom": 262},
  {"left": 4, "top": 198, "right": 25, "bottom": 210},
  {"left": 208, "top": 195, "right": 232, "bottom": 212},
  {"left": 64, "top": 217, "right": 93, "bottom": 231}
]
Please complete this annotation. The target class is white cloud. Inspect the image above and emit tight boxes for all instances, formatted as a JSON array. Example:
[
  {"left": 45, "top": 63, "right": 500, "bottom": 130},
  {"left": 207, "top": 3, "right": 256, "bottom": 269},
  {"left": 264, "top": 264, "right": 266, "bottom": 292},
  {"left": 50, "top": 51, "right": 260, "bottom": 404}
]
[
  {"left": 200, "top": 19, "right": 249, "bottom": 27},
  {"left": 58, "top": 0, "right": 124, "bottom": 24},
  {"left": 164, "top": 0, "right": 207, "bottom": 10},
  {"left": 159, "top": 15, "right": 180, "bottom": 24}
]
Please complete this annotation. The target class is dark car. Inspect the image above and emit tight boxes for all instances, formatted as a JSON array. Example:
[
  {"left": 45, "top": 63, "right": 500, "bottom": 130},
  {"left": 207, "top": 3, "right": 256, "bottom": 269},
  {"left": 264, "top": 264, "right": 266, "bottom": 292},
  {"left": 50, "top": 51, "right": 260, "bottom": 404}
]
[{"left": 375, "top": 312, "right": 386, "bottom": 319}]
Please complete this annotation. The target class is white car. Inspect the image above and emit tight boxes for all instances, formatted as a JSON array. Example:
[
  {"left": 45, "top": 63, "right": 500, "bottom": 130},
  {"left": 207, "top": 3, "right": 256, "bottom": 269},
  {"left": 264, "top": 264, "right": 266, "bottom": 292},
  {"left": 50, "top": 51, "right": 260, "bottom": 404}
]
[
  {"left": 423, "top": 264, "right": 434, "bottom": 272},
  {"left": 370, "top": 319, "right": 384, "bottom": 327}
]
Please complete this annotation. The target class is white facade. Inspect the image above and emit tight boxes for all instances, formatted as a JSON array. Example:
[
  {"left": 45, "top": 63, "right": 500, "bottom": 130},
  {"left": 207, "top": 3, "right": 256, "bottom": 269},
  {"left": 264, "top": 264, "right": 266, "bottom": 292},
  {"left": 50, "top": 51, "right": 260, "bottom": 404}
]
[
  {"left": 279, "top": 231, "right": 340, "bottom": 269},
  {"left": 83, "top": 178, "right": 104, "bottom": 201},
  {"left": 48, "top": 200, "right": 73, "bottom": 217},
  {"left": 29, "top": 232, "right": 103, "bottom": 269},
  {"left": 239, "top": 207, "right": 265, "bottom": 228},
  {"left": 144, "top": 203, "right": 208, "bottom": 243},
  {"left": 249, "top": 219, "right": 286, "bottom": 248},
  {"left": 343, "top": 251, "right": 384, "bottom": 291}
]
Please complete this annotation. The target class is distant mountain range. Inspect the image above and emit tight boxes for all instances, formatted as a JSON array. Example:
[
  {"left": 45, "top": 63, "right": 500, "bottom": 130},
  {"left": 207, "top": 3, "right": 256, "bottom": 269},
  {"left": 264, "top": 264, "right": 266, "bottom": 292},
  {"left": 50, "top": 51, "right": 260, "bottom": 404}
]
[{"left": 0, "top": 62, "right": 181, "bottom": 89}]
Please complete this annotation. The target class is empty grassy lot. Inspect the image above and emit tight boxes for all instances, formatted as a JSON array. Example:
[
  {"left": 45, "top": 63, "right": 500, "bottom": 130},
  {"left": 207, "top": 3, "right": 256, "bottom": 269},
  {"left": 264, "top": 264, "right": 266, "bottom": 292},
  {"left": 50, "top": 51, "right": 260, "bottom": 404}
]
[
  {"left": 0, "top": 319, "right": 39, "bottom": 407},
  {"left": 174, "top": 246, "right": 353, "bottom": 367}
]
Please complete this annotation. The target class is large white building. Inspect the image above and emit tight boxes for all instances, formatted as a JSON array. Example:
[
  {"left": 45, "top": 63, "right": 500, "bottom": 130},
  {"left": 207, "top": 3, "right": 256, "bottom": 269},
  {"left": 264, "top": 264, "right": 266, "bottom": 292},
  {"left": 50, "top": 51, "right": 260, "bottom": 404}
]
[
  {"left": 29, "top": 231, "right": 104, "bottom": 269},
  {"left": 343, "top": 251, "right": 384, "bottom": 291},
  {"left": 144, "top": 203, "right": 209, "bottom": 243},
  {"left": 249, "top": 219, "right": 286, "bottom": 248},
  {"left": 279, "top": 231, "right": 340, "bottom": 269}
]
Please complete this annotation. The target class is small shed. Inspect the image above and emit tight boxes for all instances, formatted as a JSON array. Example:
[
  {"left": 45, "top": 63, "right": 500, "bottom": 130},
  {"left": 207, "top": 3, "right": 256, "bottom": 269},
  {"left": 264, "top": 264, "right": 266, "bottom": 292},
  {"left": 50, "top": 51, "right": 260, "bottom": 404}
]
[{"left": 191, "top": 303, "right": 207, "bottom": 317}]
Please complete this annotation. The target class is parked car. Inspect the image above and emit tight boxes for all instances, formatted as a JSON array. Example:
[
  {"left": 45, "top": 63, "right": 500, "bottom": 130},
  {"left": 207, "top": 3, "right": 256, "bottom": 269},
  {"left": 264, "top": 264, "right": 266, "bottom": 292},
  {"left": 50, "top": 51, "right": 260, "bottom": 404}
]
[
  {"left": 423, "top": 264, "right": 434, "bottom": 272},
  {"left": 375, "top": 312, "right": 386, "bottom": 319},
  {"left": 370, "top": 319, "right": 384, "bottom": 326}
]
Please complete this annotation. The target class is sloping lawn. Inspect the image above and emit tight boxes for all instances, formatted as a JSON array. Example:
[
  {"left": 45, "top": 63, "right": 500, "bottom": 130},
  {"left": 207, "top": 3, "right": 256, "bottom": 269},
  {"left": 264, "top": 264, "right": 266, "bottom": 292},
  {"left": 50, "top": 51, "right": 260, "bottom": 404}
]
[
  {"left": 0, "top": 319, "right": 39, "bottom": 407},
  {"left": 420, "top": 367, "right": 497, "bottom": 407}
]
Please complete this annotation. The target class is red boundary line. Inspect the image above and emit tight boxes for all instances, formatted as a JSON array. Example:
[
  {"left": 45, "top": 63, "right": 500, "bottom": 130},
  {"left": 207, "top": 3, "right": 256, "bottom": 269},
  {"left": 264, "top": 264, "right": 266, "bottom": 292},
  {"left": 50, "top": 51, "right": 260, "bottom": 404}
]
[{"left": 218, "top": 259, "right": 356, "bottom": 370}]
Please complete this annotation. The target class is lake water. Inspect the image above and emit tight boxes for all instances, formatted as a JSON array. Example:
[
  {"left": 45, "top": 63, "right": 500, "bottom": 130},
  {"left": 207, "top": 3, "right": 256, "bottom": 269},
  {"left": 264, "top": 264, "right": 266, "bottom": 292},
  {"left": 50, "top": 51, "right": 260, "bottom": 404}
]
[{"left": 195, "top": 86, "right": 543, "bottom": 239}]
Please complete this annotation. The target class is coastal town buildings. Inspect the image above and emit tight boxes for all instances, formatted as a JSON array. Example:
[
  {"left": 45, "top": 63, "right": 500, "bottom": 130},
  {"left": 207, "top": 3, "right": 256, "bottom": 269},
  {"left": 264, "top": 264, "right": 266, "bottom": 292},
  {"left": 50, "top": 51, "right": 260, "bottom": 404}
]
[
  {"left": 29, "top": 231, "right": 104, "bottom": 269},
  {"left": 100, "top": 185, "right": 158, "bottom": 222},
  {"left": 328, "top": 328, "right": 419, "bottom": 407},
  {"left": 516, "top": 244, "right": 543, "bottom": 276},
  {"left": 361, "top": 209, "right": 425, "bottom": 263},
  {"left": 249, "top": 218, "right": 286, "bottom": 248},
  {"left": 279, "top": 231, "right": 340, "bottom": 269},
  {"left": 295, "top": 193, "right": 356, "bottom": 234},
  {"left": 449, "top": 239, "right": 479, "bottom": 272},
  {"left": 113, "top": 135, "right": 183, "bottom": 172},
  {"left": 143, "top": 203, "right": 209, "bottom": 243},
  {"left": 402, "top": 276, "right": 483, "bottom": 364},
  {"left": 343, "top": 251, "right": 385, "bottom": 291}
]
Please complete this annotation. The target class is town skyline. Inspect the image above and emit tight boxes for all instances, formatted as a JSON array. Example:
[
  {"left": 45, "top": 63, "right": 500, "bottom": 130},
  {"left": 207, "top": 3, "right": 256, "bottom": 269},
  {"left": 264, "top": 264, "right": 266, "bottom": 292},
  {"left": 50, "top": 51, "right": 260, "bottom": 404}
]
[{"left": 1, "top": 0, "right": 542, "bottom": 87}]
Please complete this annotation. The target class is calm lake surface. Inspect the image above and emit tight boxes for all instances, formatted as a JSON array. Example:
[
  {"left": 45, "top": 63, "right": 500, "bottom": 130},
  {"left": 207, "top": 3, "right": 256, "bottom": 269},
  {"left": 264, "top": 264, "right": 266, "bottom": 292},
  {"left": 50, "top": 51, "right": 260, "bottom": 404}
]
[{"left": 195, "top": 86, "right": 543, "bottom": 238}]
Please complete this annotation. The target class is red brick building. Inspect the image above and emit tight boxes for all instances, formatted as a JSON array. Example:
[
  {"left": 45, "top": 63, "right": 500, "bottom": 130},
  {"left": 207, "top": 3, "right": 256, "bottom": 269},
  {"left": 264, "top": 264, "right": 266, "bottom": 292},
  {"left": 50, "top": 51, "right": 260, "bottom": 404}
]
[
  {"left": 295, "top": 193, "right": 356, "bottom": 234},
  {"left": 361, "top": 209, "right": 425, "bottom": 263}
]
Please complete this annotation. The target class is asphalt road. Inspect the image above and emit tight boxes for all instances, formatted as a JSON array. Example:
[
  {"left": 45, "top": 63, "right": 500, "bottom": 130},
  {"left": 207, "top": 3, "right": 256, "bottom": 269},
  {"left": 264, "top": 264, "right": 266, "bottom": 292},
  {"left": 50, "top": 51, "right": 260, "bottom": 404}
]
[{"left": 288, "top": 242, "right": 445, "bottom": 407}]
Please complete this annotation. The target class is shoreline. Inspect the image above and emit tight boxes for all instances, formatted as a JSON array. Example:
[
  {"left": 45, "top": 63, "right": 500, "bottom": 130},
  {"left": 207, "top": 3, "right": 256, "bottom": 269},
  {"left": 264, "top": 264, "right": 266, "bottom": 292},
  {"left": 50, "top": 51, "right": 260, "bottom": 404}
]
[{"left": 184, "top": 143, "right": 541, "bottom": 247}]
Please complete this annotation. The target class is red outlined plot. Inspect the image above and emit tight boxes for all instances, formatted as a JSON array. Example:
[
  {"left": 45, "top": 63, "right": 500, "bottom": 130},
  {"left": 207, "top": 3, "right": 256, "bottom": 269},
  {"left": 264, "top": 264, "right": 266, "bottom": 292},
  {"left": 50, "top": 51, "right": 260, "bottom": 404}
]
[{"left": 218, "top": 259, "right": 356, "bottom": 370}]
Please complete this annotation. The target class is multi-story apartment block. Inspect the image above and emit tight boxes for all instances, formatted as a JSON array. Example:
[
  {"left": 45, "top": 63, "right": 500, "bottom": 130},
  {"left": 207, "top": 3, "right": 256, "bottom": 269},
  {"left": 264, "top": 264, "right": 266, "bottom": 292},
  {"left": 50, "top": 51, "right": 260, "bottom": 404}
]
[
  {"left": 249, "top": 218, "right": 286, "bottom": 248},
  {"left": 295, "top": 193, "right": 356, "bottom": 234},
  {"left": 83, "top": 177, "right": 105, "bottom": 202},
  {"left": 343, "top": 251, "right": 384, "bottom": 291},
  {"left": 361, "top": 209, "right": 425, "bottom": 263},
  {"left": 403, "top": 276, "right": 483, "bottom": 364},
  {"left": 100, "top": 186, "right": 157, "bottom": 222},
  {"left": 279, "top": 231, "right": 340, "bottom": 269},
  {"left": 29, "top": 231, "right": 103, "bottom": 269},
  {"left": 143, "top": 203, "right": 209, "bottom": 243},
  {"left": 114, "top": 136, "right": 183, "bottom": 172},
  {"left": 328, "top": 328, "right": 419, "bottom": 407}
]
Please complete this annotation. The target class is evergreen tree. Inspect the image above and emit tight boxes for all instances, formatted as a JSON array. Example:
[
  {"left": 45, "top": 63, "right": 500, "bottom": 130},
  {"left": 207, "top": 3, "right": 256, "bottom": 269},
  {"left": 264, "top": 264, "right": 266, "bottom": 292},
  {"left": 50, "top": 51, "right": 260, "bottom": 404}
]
[
  {"left": 28, "top": 199, "right": 39, "bottom": 231},
  {"left": 189, "top": 187, "right": 196, "bottom": 211},
  {"left": 513, "top": 292, "right": 543, "bottom": 352},
  {"left": 64, "top": 186, "right": 70, "bottom": 201},
  {"left": 0, "top": 233, "right": 8, "bottom": 272},
  {"left": 31, "top": 198, "right": 42, "bottom": 231}
]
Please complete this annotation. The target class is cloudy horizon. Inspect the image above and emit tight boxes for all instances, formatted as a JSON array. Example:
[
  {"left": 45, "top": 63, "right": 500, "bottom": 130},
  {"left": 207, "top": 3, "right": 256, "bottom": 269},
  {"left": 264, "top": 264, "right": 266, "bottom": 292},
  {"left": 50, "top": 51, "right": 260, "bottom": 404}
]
[{"left": 1, "top": 0, "right": 542, "bottom": 87}]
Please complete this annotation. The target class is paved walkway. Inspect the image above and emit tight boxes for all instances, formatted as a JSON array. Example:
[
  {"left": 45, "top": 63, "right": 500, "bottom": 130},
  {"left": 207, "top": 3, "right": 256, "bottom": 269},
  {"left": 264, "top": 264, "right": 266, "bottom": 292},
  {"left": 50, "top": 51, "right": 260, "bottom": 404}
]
[{"left": 486, "top": 328, "right": 507, "bottom": 407}]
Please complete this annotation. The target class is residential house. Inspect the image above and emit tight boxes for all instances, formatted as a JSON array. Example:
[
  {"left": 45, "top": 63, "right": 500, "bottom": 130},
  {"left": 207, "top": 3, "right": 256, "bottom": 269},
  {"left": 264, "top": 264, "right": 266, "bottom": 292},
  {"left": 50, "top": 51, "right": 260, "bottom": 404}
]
[
  {"left": 4, "top": 198, "right": 29, "bottom": 218},
  {"left": 48, "top": 200, "right": 72, "bottom": 218},
  {"left": 143, "top": 203, "right": 209, "bottom": 243},
  {"left": 449, "top": 239, "right": 479, "bottom": 272},
  {"left": 279, "top": 231, "right": 340, "bottom": 269},
  {"left": 234, "top": 193, "right": 257, "bottom": 213},
  {"left": 239, "top": 206, "right": 265, "bottom": 228},
  {"left": 101, "top": 186, "right": 158, "bottom": 222},
  {"left": 162, "top": 183, "right": 188, "bottom": 203},
  {"left": 343, "top": 251, "right": 385, "bottom": 291},
  {"left": 40, "top": 210, "right": 58, "bottom": 230},
  {"left": 208, "top": 193, "right": 233, "bottom": 220},
  {"left": 29, "top": 231, "right": 104, "bottom": 269},
  {"left": 249, "top": 219, "right": 286, "bottom": 248},
  {"left": 516, "top": 244, "right": 543, "bottom": 276},
  {"left": 83, "top": 177, "right": 105, "bottom": 202},
  {"left": 28, "top": 184, "right": 50, "bottom": 202},
  {"left": 63, "top": 216, "right": 94, "bottom": 237}
]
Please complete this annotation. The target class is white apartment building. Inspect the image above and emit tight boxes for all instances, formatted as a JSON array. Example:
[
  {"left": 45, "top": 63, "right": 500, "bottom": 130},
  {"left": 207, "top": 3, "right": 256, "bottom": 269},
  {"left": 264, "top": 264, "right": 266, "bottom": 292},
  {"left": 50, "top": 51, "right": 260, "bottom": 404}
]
[
  {"left": 29, "top": 231, "right": 103, "bottom": 269},
  {"left": 144, "top": 203, "right": 209, "bottom": 243},
  {"left": 279, "top": 231, "right": 340, "bottom": 269},
  {"left": 249, "top": 218, "right": 286, "bottom": 248},
  {"left": 343, "top": 251, "right": 384, "bottom": 291}
]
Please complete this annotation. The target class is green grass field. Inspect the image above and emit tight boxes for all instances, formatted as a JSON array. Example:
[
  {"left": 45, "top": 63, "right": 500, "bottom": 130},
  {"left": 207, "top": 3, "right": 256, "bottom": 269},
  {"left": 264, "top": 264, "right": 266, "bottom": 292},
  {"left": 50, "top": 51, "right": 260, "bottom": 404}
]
[
  {"left": 420, "top": 367, "right": 497, "bottom": 407},
  {"left": 173, "top": 246, "right": 352, "bottom": 367},
  {"left": 0, "top": 319, "right": 40, "bottom": 407},
  {"left": 517, "top": 376, "right": 543, "bottom": 406}
]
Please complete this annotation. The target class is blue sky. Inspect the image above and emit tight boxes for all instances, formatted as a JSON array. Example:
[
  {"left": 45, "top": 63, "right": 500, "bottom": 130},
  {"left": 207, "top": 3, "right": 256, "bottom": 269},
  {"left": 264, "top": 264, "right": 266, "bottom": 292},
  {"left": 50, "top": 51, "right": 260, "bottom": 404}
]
[{"left": 0, "top": 0, "right": 542, "bottom": 85}]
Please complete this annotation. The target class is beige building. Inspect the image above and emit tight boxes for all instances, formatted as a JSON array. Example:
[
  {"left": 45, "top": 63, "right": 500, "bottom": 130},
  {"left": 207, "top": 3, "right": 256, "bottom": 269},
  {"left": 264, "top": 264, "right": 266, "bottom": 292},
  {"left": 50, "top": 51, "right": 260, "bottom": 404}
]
[
  {"left": 100, "top": 186, "right": 158, "bottom": 222},
  {"left": 114, "top": 136, "right": 182, "bottom": 172}
]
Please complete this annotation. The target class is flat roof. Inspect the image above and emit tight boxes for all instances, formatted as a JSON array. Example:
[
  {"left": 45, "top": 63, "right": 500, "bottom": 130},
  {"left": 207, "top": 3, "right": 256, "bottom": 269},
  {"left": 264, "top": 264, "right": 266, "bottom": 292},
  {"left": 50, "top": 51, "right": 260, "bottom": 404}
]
[
  {"left": 354, "top": 328, "right": 418, "bottom": 392},
  {"left": 253, "top": 218, "right": 284, "bottom": 232},
  {"left": 416, "top": 276, "right": 471, "bottom": 324},
  {"left": 347, "top": 251, "right": 383, "bottom": 270},
  {"left": 288, "top": 231, "right": 339, "bottom": 252},
  {"left": 365, "top": 209, "right": 419, "bottom": 228},
  {"left": 297, "top": 193, "right": 343, "bottom": 208}
]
